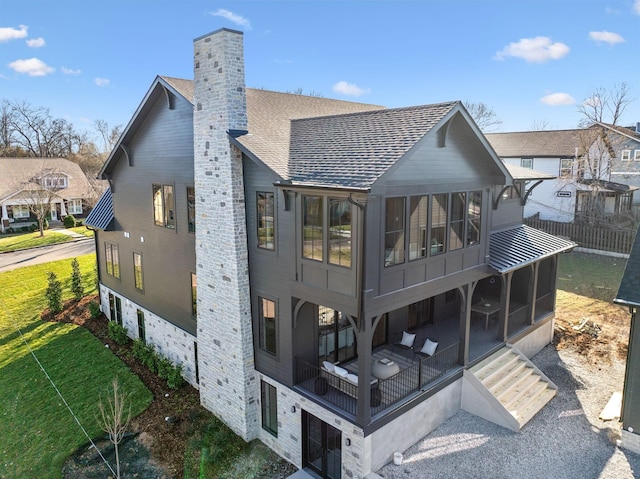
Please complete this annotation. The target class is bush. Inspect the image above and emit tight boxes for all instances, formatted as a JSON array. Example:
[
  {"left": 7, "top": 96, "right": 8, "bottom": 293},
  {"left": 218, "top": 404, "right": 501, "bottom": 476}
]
[
  {"left": 107, "top": 321, "right": 129, "bottom": 345},
  {"left": 156, "top": 356, "right": 174, "bottom": 380},
  {"left": 45, "top": 272, "right": 62, "bottom": 313},
  {"left": 88, "top": 300, "right": 101, "bottom": 318},
  {"left": 166, "top": 363, "right": 185, "bottom": 390},
  {"left": 63, "top": 215, "right": 76, "bottom": 228}
]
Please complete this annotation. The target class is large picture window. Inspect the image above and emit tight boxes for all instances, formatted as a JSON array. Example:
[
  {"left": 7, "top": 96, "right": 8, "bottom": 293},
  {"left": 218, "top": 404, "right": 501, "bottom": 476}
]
[
  {"left": 257, "top": 192, "right": 275, "bottom": 250},
  {"left": 449, "top": 192, "right": 466, "bottom": 251},
  {"left": 105, "top": 242, "right": 120, "bottom": 278},
  {"left": 385, "top": 197, "right": 405, "bottom": 266},
  {"left": 329, "top": 198, "right": 351, "bottom": 267},
  {"left": 153, "top": 184, "right": 175, "bottom": 229},
  {"left": 302, "top": 196, "right": 323, "bottom": 261},
  {"left": 430, "top": 194, "right": 447, "bottom": 255},
  {"left": 259, "top": 297, "right": 277, "bottom": 355},
  {"left": 133, "top": 252, "right": 144, "bottom": 291},
  {"left": 467, "top": 191, "right": 482, "bottom": 246},
  {"left": 261, "top": 381, "right": 278, "bottom": 437}
]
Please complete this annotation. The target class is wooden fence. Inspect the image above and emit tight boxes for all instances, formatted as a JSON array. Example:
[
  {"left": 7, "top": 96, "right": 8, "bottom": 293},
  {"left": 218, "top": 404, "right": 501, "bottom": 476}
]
[{"left": 525, "top": 218, "right": 637, "bottom": 255}]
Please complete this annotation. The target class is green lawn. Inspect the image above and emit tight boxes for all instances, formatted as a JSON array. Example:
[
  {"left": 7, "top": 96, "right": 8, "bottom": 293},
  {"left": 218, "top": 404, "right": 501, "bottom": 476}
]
[
  {"left": 0, "top": 255, "right": 152, "bottom": 479},
  {"left": 557, "top": 250, "right": 627, "bottom": 302},
  {"left": 0, "top": 230, "right": 75, "bottom": 253}
]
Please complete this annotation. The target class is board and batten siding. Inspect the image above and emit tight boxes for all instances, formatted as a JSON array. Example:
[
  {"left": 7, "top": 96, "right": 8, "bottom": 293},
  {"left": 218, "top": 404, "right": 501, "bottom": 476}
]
[{"left": 99, "top": 88, "right": 196, "bottom": 335}]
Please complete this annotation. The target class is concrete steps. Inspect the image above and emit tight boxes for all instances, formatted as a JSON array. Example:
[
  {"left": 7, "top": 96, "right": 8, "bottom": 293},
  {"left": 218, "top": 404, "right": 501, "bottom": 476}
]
[{"left": 462, "top": 345, "right": 557, "bottom": 431}]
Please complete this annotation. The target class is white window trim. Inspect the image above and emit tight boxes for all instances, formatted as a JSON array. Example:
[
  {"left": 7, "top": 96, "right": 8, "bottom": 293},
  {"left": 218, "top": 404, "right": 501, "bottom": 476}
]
[
  {"left": 13, "top": 205, "right": 30, "bottom": 218},
  {"left": 68, "top": 199, "right": 82, "bottom": 215},
  {"left": 621, "top": 150, "right": 631, "bottom": 161},
  {"left": 634, "top": 150, "right": 640, "bottom": 161},
  {"left": 521, "top": 158, "right": 533, "bottom": 169}
]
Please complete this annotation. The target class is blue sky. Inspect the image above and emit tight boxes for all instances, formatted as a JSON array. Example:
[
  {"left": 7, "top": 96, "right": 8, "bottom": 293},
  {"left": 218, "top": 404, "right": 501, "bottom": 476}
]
[{"left": 1, "top": 0, "right": 639, "bottom": 143}]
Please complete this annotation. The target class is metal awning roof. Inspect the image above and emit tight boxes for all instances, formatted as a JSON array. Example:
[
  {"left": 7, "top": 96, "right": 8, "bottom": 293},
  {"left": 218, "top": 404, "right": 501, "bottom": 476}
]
[
  {"left": 489, "top": 224, "right": 576, "bottom": 273},
  {"left": 85, "top": 188, "right": 114, "bottom": 231},
  {"left": 614, "top": 224, "right": 640, "bottom": 307}
]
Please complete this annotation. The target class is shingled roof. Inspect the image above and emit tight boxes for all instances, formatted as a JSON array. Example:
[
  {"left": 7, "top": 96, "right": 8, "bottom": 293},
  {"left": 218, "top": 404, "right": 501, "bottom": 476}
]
[
  {"left": 288, "top": 102, "right": 458, "bottom": 189},
  {"left": 485, "top": 129, "right": 592, "bottom": 158},
  {"left": 615, "top": 224, "right": 640, "bottom": 307}
]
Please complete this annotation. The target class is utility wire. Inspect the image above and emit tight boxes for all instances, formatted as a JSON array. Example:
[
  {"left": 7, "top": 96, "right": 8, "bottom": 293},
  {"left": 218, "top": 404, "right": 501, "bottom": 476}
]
[{"left": 0, "top": 294, "right": 117, "bottom": 478}]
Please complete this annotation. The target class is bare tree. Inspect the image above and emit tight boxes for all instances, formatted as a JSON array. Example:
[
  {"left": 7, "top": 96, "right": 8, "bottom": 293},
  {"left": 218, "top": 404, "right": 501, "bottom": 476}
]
[
  {"left": 463, "top": 101, "right": 502, "bottom": 132},
  {"left": 96, "top": 377, "right": 132, "bottom": 479},
  {"left": 530, "top": 119, "right": 552, "bottom": 131},
  {"left": 94, "top": 119, "right": 122, "bottom": 155},
  {"left": 577, "top": 82, "right": 631, "bottom": 128}
]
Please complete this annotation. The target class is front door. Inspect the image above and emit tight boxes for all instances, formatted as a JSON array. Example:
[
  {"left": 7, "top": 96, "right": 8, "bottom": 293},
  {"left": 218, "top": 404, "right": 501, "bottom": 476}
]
[{"left": 302, "top": 411, "right": 342, "bottom": 479}]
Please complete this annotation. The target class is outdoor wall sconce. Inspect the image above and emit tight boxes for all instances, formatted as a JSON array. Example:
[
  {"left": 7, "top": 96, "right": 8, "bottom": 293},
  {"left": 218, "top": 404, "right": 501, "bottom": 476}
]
[
  {"left": 291, "top": 406, "right": 296, "bottom": 413},
  {"left": 345, "top": 438, "right": 351, "bottom": 446}
]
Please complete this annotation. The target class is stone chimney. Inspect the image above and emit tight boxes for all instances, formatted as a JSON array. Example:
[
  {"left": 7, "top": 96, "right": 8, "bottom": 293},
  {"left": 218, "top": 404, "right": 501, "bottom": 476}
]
[{"left": 193, "top": 28, "right": 258, "bottom": 441}]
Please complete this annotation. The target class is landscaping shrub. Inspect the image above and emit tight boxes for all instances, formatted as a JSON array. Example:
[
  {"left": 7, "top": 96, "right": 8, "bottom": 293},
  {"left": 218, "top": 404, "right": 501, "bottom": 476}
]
[
  {"left": 45, "top": 272, "right": 62, "bottom": 313},
  {"left": 63, "top": 215, "right": 77, "bottom": 228},
  {"left": 70, "top": 258, "right": 84, "bottom": 301},
  {"left": 107, "top": 321, "right": 129, "bottom": 345},
  {"left": 166, "top": 363, "right": 185, "bottom": 390},
  {"left": 156, "top": 356, "right": 174, "bottom": 380},
  {"left": 88, "top": 300, "right": 101, "bottom": 318}
]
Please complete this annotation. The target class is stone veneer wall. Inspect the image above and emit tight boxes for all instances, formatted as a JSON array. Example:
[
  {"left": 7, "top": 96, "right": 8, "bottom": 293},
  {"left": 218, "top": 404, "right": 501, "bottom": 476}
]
[
  {"left": 192, "top": 28, "right": 259, "bottom": 441},
  {"left": 99, "top": 285, "right": 198, "bottom": 387}
]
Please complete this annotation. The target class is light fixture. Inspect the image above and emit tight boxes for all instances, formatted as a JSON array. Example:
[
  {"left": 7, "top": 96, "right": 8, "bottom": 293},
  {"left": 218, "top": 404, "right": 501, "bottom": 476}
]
[
  {"left": 345, "top": 438, "right": 351, "bottom": 446},
  {"left": 291, "top": 406, "right": 296, "bottom": 413}
]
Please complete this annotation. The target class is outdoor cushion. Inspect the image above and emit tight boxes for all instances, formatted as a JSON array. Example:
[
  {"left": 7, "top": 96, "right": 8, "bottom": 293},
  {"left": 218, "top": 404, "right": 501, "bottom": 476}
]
[
  {"left": 345, "top": 373, "right": 359, "bottom": 384},
  {"left": 333, "top": 365, "right": 348, "bottom": 377},
  {"left": 420, "top": 338, "right": 438, "bottom": 356},
  {"left": 400, "top": 331, "right": 416, "bottom": 348},
  {"left": 322, "top": 361, "right": 335, "bottom": 372}
]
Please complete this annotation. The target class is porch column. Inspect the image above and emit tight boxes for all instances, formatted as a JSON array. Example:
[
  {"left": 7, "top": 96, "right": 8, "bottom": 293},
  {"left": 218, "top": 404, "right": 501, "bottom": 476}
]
[
  {"left": 499, "top": 272, "right": 513, "bottom": 342},
  {"left": 1, "top": 204, "right": 8, "bottom": 220},
  {"left": 60, "top": 200, "right": 67, "bottom": 216},
  {"left": 528, "top": 263, "right": 540, "bottom": 324},
  {"left": 356, "top": 315, "right": 374, "bottom": 425},
  {"left": 459, "top": 282, "right": 474, "bottom": 366}
]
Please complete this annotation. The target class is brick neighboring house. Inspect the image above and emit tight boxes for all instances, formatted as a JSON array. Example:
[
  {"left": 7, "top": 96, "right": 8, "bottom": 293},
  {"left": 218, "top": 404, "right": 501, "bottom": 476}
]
[
  {"left": 86, "top": 28, "right": 576, "bottom": 478},
  {"left": 0, "top": 157, "right": 95, "bottom": 233},
  {"left": 486, "top": 125, "right": 640, "bottom": 224}
]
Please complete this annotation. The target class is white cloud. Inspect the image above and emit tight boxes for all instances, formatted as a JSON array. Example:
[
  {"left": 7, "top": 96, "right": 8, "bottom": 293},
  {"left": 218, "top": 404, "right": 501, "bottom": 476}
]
[
  {"left": 0, "top": 25, "right": 28, "bottom": 43},
  {"left": 494, "top": 36, "right": 570, "bottom": 63},
  {"left": 26, "top": 37, "right": 45, "bottom": 48},
  {"left": 633, "top": 0, "right": 640, "bottom": 15},
  {"left": 332, "top": 81, "right": 370, "bottom": 97},
  {"left": 209, "top": 9, "right": 251, "bottom": 29},
  {"left": 94, "top": 77, "right": 110, "bottom": 87},
  {"left": 589, "top": 31, "right": 625, "bottom": 45},
  {"left": 61, "top": 66, "right": 81, "bottom": 75},
  {"left": 540, "top": 93, "right": 575, "bottom": 106},
  {"left": 8, "top": 58, "right": 54, "bottom": 76}
]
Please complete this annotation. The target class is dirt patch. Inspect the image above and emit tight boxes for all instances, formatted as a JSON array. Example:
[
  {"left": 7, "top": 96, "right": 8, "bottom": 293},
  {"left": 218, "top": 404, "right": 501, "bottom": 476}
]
[{"left": 46, "top": 295, "right": 296, "bottom": 479}]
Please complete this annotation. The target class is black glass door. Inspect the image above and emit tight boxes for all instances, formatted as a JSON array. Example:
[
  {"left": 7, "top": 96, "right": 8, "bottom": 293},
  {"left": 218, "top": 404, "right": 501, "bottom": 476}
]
[{"left": 303, "top": 411, "right": 342, "bottom": 479}]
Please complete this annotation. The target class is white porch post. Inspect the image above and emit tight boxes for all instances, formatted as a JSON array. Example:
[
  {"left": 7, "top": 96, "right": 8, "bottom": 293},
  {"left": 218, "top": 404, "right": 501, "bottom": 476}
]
[
  {"left": 60, "top": 200, "right": 67, "bottom": 216},
  {"left": 1, "top": 204, "right": 8, "bottom": 220}
]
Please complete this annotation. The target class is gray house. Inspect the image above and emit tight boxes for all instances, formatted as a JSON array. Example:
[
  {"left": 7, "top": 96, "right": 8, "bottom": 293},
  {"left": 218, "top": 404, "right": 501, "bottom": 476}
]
[
  {"left": 87, "top": 29, "right": 575, "bottom": 478},
  {"left": 614, "top": 223, "right": 640, "bottom": 455}
]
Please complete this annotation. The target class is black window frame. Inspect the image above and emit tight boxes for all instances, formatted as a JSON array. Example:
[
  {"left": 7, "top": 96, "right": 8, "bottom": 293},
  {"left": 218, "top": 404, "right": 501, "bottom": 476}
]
[
  {"left": 384, "top": 197, "right": 405, "bottom": 267},
  {"left": 137, "top": 309, "right": 146, "bottom": 342},
  {"left": 257, "top": 191, "right": 275, "bottom": 250},
  {"left": 258, "top": 296, "right": 277, "bottom": 355},
  {"left": 105, "top": 242, "right": 120, "bottom": 279},
  {"left": 153, "top": 183, "right": 176, "bottom": 229},
  {"left": 260, "top": 380, "right": 278, "bottom": 437},
  {"left": 187, "top": 186, "right": 196, "bottom": 233},
  {"left": 302, "top": 195, "right": 323, "bottom": 261},
  {"left": 133, "top": 251, "right": 144, "bottom": 291},
  {"left": 191, "top": 272, "right": 197, "bottom": 317}
]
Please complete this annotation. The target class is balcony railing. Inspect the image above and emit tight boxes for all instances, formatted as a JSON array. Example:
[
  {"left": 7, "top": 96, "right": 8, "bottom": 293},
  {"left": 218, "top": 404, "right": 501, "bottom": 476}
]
[{"left": 295, "top": 341, "right": 462, "bottom": 418}]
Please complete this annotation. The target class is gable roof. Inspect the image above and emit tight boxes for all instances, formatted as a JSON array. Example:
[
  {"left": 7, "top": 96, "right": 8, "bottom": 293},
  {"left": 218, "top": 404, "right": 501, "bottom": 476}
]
[
  {"left": 594, "top": 122, "right": 640, "bottom": 144},
  {"left": 614, "top": 224, "right": 640, "bottom": 307},
  {"left": 486, "top": 129, "right": 588, "bottom": 158},
  {"left": 0, "top": 157, "right": 91, "bottom": 201},
  {"left": 287, "top": 102, "right": 459, "bottom": 189}
]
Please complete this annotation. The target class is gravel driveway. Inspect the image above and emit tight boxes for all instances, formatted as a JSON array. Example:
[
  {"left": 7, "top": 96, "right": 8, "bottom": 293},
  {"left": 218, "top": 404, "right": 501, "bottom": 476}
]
[{"left": 377, "top": 345, "right": 640, "bottom": 479}]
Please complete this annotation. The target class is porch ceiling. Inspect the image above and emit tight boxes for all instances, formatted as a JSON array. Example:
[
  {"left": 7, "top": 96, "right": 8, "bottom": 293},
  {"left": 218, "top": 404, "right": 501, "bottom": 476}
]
[{"left": 489, "top": 224, "right": 576, "bottom": 273}]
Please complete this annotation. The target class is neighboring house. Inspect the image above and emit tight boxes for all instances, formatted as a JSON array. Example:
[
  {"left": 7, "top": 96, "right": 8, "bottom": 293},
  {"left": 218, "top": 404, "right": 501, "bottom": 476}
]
[
  {"left": 614, "top": 223, "right": 640, "bottom": 455},
  {"left": 486, "top": 127, "right": 639, "bottom": 224},
  {"left": 86, "top": 29, "right": 575, "bottom": 478},
  {"left": 606, "top": 122, "right": 640, "bottom": 197},
  {"left": 0, "top": 157, "right": 94, "bottom": 233}
]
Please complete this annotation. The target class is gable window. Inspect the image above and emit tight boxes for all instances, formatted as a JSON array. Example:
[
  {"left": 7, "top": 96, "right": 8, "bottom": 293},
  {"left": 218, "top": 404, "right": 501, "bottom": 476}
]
[
  {"left": 257, "top": 192, "right": 275, "bottom": 250},
  {"left": 187, "top": 186, "right": 196, "bottom": 233},
  {"left": 260, "top": 381, "right": 278, "bottom": 437},
  {"left": 635, "top": 150, "right": 640, "bottom": 161},
  {"left": 133, "top": 252, "right": 144, "bottom": 291},
  {"left": 385, "top": 197, "right": 405, "bottom": 266},
  {"left": 302, "top": 196, "right": 323, "bottom": 261},
  {"left": 191, "top": 273, "right": 197, "bottom": 317},
  {"left": 43, "top": 175, "right": 67, "bottom": 188},
  {"left": 137, "top": 309, "right": 146, "bottom": 342},
  {"left": 430, "top": 194, "right": 447, "bottom": 255},
  {"left": 559, "top": 158, "right": 573, "bottom": 177},
  {"left": 329, "top": 198, "right": 351, "bottom": 267},
  {"left": 259, "top": 297, "right": 277, "bottom": 355},
  {"left": 467, "top": 191, "right": 482, "bottom": 246},
  {"left": 105, "top": 242, "right": 120, "bottom": 279},
  {"left": 67, "top": 199, "right": 82, "bottom": 215},
  {"left": 521, "top": 158, "right": 533, "bottom": 169},
  {"left": 449, "top": 192, "right": 466, "bottom": 251},
  {"left": 153, "top": 184, "right": 175, "bottom": 229},
  {"left": 621, "top": 150, "right": 631, "bottom": 161},
  {"left": 409, "top": 196, "right": 428, "bottom": 260}
]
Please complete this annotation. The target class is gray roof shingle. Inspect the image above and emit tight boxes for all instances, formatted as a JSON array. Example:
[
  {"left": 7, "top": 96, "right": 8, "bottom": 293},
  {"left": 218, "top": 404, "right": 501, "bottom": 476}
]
[{"left": 485, "top": 129, "right": 592, "bottom": 158}]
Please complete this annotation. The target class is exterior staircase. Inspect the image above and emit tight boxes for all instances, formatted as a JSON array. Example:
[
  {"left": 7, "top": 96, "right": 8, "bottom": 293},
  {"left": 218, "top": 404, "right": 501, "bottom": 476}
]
[{"left": 461, "top": 345, "right": 557, "bottom": 431}]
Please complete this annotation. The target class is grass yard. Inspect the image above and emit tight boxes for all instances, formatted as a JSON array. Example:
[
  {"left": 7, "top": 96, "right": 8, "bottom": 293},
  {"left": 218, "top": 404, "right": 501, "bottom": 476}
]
[
  {"left": 557, "top": 250, "right": 627, "bottom": 302},
  {"left": 0, "top": 230, "right": 74, "bottom": 253},
  {"left": 0, "top": 255, "right": 152, "bottom": 479}
]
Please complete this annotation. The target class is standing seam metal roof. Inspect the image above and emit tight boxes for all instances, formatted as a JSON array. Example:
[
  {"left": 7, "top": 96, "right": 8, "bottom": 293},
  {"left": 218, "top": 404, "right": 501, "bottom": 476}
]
[{"left": 85, "top": 188, "right": 114, "bottom": 231}]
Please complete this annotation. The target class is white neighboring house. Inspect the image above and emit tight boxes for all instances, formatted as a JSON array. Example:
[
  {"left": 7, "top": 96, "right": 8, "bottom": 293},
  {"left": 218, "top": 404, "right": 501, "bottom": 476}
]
[
  {"left": 0, "top": 157, "right": 94, "bottom": 233},
  {"left": 487, "top": 126, "right": 639, "bottom": 223}
]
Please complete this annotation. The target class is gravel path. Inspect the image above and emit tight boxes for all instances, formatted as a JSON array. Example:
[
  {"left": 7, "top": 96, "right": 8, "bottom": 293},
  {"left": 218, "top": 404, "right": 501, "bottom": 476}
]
[{"left": 377, "top": 345, "right": 640, "bottom": 479}]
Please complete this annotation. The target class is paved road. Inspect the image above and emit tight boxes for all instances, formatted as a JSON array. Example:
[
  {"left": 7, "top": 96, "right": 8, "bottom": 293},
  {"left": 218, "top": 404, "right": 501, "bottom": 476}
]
[{"left": 0, "top": 238, "right": 96, "bottom": 273}]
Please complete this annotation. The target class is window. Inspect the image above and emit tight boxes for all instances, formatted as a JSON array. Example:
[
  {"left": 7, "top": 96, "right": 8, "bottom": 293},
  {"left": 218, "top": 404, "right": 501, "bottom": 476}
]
[
  {"left": 115, "top": 296, "right": 122, "bottom": 325},
  {"left": 635, "top": 150, "right": 640, "bottom": 161},
  {"left": 467, "top": 191, "right": 482, "bottom": 246},
  {"left": 153, "top": 184, "right": 175, "bottom": 228},
  {"left": 559, "top": 158, "right": 573, "bottom": 177},
  {"left": 105, "top": 242, "right": 120, "bottom": 278},
  {"left": 67, "top": 199, "right": 82, "bottom": 215},
  {"left": 385, "top": 197, "right": 405, "bottom": 266},
  {"left": 302, "top": 196, "right": 323, "bottom": 261},
  {"left": 187, "top": 186, "right": 196, "bottom": 233},
  {"left": 137, "top": 310, "right": 146, "bottom": 342},
  {"left": 133, "top": 252, "right": 144, "bottom": 291},
  {"left": 621, "top": 150, "right": 631, "bottom": 161},
  {"left": 520, "top": 158, "right": 533, "bottom": 169},
  {"left": 43, "top": 175, "right": 67, "bottom": 188},
  {"left": 261, "top": 381, "right": 278, "bottom": 437},
  {"left": 191, "top": 273, "right": 197, "bottom": 317},
  {"left": 409, "top": 196, "right": 428, "bottom": 260},
  {"left": 259, "top": 297, "right": 276, "bottom": 355},
  {"left": 108, "top": 293, "right": 115, "bottom": 320},
  {"left": 329, "top": 198, "right": 351, "bottom": 267},
  {"left": 11, "top": 205, "right": 30, "bottom": 219},
  {"left": 257, "top": 192, "right": 275, "bottom": 250},
  {"left": 430, "top": 194, "right": 447, "bottom": 255},
  {"left": 449, "top": 192, "right": 466, "bottom": 251},
  {"left": 318, "top": 306, "right": 355, "bottom": 364},
  {"left": 194, "top": 342, "right": 200, "bottom": 384}
]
